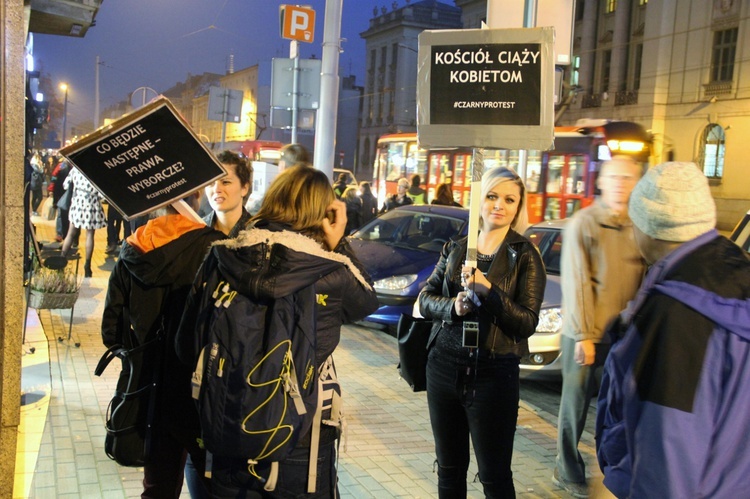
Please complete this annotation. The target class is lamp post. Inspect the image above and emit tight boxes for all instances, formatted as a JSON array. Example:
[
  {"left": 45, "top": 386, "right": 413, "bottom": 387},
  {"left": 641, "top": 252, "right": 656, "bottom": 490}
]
[{"left": 60, "top": 83, "right": 69, "bottom": 147}]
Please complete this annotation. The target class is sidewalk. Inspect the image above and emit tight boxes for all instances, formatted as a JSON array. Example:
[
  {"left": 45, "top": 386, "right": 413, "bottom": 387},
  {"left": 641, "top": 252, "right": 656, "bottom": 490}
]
[{"left": 18, "top": 210, "right": 610, "bottom": 498}]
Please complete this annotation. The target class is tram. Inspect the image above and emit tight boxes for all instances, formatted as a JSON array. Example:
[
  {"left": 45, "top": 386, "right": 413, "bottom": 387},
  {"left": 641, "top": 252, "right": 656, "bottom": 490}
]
[{"left": 372, "top": 120, "right": 651, "bottom": 223}]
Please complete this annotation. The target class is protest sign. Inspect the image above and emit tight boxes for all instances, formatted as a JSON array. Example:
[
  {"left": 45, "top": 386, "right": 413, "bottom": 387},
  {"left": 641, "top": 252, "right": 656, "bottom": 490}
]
[
  {"left": 417, "top": 27, "right": 555, "bottom": 151},
  {"left": 59, "top": 97, "right": 226, "bottom": 220}
]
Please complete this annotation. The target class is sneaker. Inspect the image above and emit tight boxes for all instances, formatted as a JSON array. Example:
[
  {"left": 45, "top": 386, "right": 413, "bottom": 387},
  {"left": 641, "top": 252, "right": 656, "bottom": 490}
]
[{"left": 552, "top": 467, "right": 588, "bottom": 498}]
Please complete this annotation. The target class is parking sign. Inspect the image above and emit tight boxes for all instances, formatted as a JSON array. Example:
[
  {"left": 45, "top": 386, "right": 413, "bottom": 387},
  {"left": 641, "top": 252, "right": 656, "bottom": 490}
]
[{"left": 280, "top": 5, "right": 315, "bottom": 43}]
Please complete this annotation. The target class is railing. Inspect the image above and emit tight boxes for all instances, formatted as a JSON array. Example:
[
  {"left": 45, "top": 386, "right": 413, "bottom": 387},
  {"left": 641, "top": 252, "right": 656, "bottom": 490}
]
[
  {"left": 615, "top": 90, "right": 638, "bottom": 106},
  {"left": 703, "top": 81, "right": 732, "bottom": 97},
  {"left": 581, "top": 93, "right": 602, "bottom": 108}
]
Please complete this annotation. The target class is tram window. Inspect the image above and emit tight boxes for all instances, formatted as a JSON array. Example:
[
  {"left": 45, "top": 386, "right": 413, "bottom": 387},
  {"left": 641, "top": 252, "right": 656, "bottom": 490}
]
[
  {"left": 566, "top": 198, "right": 582, "bottom": 216},
  {"left": 385, "top": 142, "right": 408, "bottom": 181},
  {"left": 567, "top": 156, "right": 586, "bottom": 194},
  {"left": 547, "top": 156, "right": 564, "bottom": 193}
]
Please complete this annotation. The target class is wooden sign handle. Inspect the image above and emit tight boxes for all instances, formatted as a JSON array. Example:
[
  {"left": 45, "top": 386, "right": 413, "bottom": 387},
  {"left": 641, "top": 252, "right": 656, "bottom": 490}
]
[{"left": 171, "top": 200, "right": 205, "bottom": 225}]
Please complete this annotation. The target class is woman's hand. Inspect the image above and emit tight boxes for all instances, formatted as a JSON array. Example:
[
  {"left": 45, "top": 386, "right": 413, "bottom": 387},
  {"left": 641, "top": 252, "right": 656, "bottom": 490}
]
[
  {"left": 461, "top": 265, "right": 491, "bottom": 297},
  {"left": 454, "top": 291, "right": 474, "bottom": 316},
  {"left": 322, "top": 199, "right": 347, "bottom": 250}
]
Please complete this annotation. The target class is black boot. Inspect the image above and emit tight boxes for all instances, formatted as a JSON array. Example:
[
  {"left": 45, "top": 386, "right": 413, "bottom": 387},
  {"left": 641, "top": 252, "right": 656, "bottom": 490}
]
[{"left": 84, "top": 260, "right": 92, "bottom": 278}]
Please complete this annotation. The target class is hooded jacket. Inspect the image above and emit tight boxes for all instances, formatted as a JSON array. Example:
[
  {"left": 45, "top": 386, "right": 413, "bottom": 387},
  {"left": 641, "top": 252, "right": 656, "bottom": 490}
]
[
  {"left": 596, "top": 231, "right": 750, "bottom": 499},
  {"left": 176, "top": 222, "right": 377, "bottom": 369},
  {"left": 101, "top": 214, "right": 225, "bottom": 440},
  {"left": 419, "top": 230, "right": 546, "bottom": 358}
]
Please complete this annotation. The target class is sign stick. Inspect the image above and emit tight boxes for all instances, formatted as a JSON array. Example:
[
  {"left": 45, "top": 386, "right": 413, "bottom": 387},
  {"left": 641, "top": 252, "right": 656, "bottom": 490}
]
[
  {"left": 465, "top": 147, "right": 484, "bottom": 268},
  {"left": 171, "top": 200, "right": 205, "bottom": 225}
]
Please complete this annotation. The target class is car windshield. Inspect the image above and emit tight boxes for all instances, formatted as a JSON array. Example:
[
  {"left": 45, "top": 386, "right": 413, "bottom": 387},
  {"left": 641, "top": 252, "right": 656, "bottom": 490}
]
[
  {"left": 352, "top": 210, "right": 464, "bottom": 253},
  {"left": 525, "top": 227, "right": 563, "bottom": 275}
]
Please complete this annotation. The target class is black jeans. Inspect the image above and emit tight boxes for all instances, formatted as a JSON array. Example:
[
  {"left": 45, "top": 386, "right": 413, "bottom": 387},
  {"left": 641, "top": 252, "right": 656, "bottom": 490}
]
[
  {"left": 427, "top": 351, "right": 520, "bottom": 498},
  {"left": 211, "top": 440, "right": 338, "bottom": 499}
]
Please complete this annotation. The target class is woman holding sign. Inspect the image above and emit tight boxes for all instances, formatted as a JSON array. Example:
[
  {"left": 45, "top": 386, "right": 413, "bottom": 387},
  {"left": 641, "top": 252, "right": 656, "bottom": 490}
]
[
  {"left": 60, "top": 166, "right": 106, "bottom": 277},
  {"left": 202, "top": 150, "right": 252, "bottom": 237},
  {"left": 418, "top": 167, "right": 546, "bottom": 498}
]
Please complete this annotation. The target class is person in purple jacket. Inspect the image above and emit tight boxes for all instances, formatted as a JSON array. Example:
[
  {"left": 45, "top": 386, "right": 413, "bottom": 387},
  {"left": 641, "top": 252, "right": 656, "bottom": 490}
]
[{"left": 596, "top": 162, "right": 750, "bottom": 499}]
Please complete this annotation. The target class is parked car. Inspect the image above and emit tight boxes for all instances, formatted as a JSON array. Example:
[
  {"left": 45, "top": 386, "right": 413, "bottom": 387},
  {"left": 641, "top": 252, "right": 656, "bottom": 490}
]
[
  {"left": 730, "top": 209, "right": 750, "bottom": 254},
  {"left": 349, "top": 205, "right": 565, "bottom": 377},
  {"left": 522, "top": 220, "right": 565, "bottom": 377},
  {"left": 349, "top": 205, "right": 469, "bottom": 325}
]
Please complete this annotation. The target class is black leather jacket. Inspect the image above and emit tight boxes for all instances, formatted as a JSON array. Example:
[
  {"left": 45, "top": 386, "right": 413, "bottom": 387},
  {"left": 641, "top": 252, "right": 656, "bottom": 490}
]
[{"left": 419, "top": 230, "right": 546, "bottom": 358}]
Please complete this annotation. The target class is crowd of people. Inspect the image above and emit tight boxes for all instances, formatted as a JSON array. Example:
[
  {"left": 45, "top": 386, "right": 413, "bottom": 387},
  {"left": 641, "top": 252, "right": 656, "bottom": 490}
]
[{"left": 27, "top": 142, "right": 748, "bottom": 498}]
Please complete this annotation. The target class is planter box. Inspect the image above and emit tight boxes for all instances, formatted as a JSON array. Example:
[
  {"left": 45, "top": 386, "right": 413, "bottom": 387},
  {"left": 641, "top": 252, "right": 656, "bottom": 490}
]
[{"left": 28, "top": 289, "right": 79, "bottom": 310}]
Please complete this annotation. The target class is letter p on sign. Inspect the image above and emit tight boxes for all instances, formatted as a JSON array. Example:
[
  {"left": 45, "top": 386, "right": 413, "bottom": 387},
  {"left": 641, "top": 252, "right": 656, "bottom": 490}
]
[{"left": 280, "top": 5, "right": 315, "bottom": 43}]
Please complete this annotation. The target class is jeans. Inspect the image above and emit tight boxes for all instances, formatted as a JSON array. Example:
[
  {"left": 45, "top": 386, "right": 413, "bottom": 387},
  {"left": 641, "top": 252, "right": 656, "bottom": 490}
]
[
  {"left": 107, "top": 205, "right": 131, "bottom": 245},
  {"left": 141, "top": 427, "right": 208, "bottom": 499},
  {"left": 211, "top": 440, "right": 339, "bottom": 499},
  {"left": 555, "top": 336, "right": 609, "bottom": 483},
  {"left": 426, "top": 351, "right": 520, "bottom": 498}
]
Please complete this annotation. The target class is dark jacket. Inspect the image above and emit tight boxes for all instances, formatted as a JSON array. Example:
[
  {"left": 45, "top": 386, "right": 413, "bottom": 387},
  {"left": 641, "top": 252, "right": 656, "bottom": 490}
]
[
  {"left": 344, "top": 196, "right": 363, "bottom": 235},
  {"left": 381, "top": 194, "right": 413, "bottom": 213},
  {"left": 419, "top": 231, "right": 546, "bottom": 358},
  {"left": 101, "top": 215, "right": 225, "bottom": 441},
  {"left": 596, "top": 231, "right": 750, "bottom": 499},
  {"left": 202, "top": 207, "right": 252, "bottom": 238},
  {"left": 176, "top": 221, "right": 378, "bottom": 369},
  {"left": 360, "top": 192, "right": 378, "bottom": 224}
]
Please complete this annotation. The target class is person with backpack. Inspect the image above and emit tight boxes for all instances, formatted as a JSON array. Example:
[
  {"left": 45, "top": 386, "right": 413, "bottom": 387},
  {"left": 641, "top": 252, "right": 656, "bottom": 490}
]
[
  {"left": 176, "top": 164, "right": 378, "bottom": 498},
  {"left": 100, "top": 192, "right": 224, "bottom": 498}
]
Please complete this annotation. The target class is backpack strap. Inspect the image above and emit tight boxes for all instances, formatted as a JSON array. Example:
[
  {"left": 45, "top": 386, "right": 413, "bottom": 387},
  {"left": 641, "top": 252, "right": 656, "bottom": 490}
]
[{"left": 305, "top": 355, "right": 345, "bottom": 493}]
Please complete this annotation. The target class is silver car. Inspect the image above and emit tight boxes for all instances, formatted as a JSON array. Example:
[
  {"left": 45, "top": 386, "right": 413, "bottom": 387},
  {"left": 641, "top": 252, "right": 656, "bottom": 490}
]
[{"left": 523, "top": 220, "right": 565, "bottom": 377}]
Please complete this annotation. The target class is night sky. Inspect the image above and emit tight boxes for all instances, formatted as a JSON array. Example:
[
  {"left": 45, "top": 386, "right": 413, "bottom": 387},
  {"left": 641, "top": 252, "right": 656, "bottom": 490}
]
[{"left": 32, "top": 0, "right": 402, "bottom": 133}]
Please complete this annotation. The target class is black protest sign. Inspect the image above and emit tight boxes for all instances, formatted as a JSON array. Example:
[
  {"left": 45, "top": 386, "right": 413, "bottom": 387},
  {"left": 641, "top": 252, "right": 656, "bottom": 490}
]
[
  {"left": 430, "top": 43, "right": 541, "bottom": 126},
  {"left": 59, "top": 97, "right": 226, "bottom": 220},
  {"left": 417, "top": 28, "right": 554, "bottom": 151}
]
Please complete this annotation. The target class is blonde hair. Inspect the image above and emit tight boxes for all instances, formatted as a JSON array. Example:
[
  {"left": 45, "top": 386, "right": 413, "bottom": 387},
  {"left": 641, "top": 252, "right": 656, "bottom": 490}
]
[
  {"left": 397, "top": 178, "right": 410, "bottom": 189},
  {"left": 342, "top": 186, "right": 359, "bottom": 202},
  {"left": 479, "top": 167, "right": 529, "bottom": 233},
  {"left": 251, "top": 164, "right": 335, "bottom": 242}
]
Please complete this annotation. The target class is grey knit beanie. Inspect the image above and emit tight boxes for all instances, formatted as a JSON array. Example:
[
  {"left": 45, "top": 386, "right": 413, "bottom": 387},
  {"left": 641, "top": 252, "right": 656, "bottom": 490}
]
[{"left": 629, "top": 162, "right": 716, "bottom": 242}]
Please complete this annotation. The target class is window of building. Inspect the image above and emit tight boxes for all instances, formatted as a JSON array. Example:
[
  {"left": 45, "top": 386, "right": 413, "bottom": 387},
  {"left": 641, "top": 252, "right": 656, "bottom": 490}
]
[
  {"left": 572, "top": 56, "right": 580, "bottom": 86},
  {"left": 633, "top": 44, "right": 643, "bottom": 90},
  {"left": 605, "top": 0, "right": 617, "bottom": 14},
  {"left": 699, "top": 124, "right": 725, "bottom": 179},
  {"left": 602, "top": 50, "right": 612, "bottom": 91},
  {"left": 575, "top": 0, "right": 584, "bottom": 21},
  {"left": 711, "top": 28, "right": 738, "bottom": 83}
]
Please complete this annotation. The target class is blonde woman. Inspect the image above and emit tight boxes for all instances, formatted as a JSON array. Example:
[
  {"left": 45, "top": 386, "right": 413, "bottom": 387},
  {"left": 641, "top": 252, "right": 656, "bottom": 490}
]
[{"left": 419, "top": 167, "right": 546, "bottom": 497}]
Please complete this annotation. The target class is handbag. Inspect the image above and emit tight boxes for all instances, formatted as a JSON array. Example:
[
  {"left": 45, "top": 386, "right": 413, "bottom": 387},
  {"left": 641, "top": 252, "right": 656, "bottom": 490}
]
[
  {"left": 396, "top": 313, "right": 433, "bottom": 392},
  {"left": 57, "top": 184, "right": 73, "bottom": 211},
  {"left": 94, "top": 332, "right": 163, "bottom": 467}
]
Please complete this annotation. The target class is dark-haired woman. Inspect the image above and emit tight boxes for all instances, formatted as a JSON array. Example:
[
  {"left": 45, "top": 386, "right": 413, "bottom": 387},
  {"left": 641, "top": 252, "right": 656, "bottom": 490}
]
[{"left": 203, "top": 150, "right": 252, "bottom": 237}]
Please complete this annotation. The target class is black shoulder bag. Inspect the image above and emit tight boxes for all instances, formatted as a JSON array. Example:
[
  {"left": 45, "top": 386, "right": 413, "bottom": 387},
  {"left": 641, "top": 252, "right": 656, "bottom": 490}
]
[
  {"left": 94, "top": 309, "right": 164, "bottom": 467},
  {"left": 396, "top": 313, "right": 433, "bottom": 392}
]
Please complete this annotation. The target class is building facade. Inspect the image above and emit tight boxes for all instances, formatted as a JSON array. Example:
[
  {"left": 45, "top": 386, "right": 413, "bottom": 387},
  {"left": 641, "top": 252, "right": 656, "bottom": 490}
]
[{"left": 358, "top": 0, "right": 462, "bottom": 181}]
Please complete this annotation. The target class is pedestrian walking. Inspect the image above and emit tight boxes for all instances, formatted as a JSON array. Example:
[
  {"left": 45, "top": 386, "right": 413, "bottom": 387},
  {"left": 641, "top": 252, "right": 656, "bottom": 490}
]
[
  {"left": 554, "top": 156, "right": 646, "bottom": 498},
  {"left": 60, "top": 167, "right": 106, "bottom": 278}
]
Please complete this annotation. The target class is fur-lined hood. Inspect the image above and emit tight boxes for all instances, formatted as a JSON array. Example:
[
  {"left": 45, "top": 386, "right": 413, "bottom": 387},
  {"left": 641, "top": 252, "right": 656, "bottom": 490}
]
[{"left": 208, "top": 227, "right": 372, "bottom": 301}]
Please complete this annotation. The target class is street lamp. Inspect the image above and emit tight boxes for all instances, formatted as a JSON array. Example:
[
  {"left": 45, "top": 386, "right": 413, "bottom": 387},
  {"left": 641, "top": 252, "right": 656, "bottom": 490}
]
[{"left": 60, "top": 83, "right": 69, "bottom": 147}]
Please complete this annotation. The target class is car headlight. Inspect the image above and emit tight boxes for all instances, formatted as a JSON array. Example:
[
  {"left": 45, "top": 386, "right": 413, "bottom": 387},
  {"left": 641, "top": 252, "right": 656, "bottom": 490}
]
[
  {"left": 536, "top": 307, "right": 562, "bottom": 333},
  {"left": 373, "top": 274, "right": 418, "bottom": 295}
]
